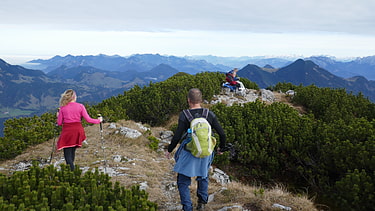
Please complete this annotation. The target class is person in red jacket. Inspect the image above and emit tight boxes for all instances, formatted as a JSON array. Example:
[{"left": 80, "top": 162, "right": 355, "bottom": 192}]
[
  {"left": 57, "top": 89, "right": 102, "bottom": 170},
  {"left": 226, "top": 68, "right": 240, "bottom": 87}
]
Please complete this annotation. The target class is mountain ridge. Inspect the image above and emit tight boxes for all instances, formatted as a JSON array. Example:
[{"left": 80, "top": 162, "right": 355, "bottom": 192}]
[
  {"left": 1, "top": 55, "right": 375, "bottom": 136},
  {"left": 27, "top": 54, "right": 229, "bottom": 74},
  {"left": 237, "top": 59, "right": 375, "bottom": 101},
  {"left": 2, "top": 56, "right": 375, "bottom": 113},
  {"left": 189, "top": 54, "right": 375, "bottom": 80},
  {"left": 24, "top": 54, "right": 375, "bottom": 81}
]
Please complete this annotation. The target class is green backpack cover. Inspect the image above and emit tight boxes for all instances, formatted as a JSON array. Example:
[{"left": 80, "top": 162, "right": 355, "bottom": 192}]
[{"left": 183, "top": 108, "right": 217, "bottom": 158}]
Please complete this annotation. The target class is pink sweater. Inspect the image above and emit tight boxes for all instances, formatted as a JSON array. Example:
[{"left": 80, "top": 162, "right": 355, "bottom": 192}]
[{"left": 57, "top": 102, "right": 100, "bottom": 125}]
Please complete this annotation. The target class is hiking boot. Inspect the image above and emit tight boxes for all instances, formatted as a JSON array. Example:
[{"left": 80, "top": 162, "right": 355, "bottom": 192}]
[{"left": 196, "top": 203, "right": 205, "bottom": 210}]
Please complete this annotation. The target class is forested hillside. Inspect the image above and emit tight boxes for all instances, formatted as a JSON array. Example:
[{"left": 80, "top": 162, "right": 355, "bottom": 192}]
[{"left": 0, "top": 72, "right": 374, "bottom": 210}]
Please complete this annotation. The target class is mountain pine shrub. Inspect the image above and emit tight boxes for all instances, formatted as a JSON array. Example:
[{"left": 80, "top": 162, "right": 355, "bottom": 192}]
[
  {"left": 0, "top": 164, "right": 157, "bottom": 210},
  {"left": 211, "top": 86, "right": 374, "bottom": 211},
  {"left": 0, "top": 112, "right": 59, "bottom": 160},
  {"left": 147, "top": 135, "right": 160, "bottom": 151},
  {"left": 90, "top": 71, "right": 225, "bottom": 126}
]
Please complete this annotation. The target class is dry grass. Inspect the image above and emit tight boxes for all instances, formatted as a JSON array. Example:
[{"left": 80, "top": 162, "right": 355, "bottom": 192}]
[
  {"left": 162, "top": 114, "right": 179, "bottom": 130},
  {"left": 273, "top": 92, "right": 307, "bottom": 114}
]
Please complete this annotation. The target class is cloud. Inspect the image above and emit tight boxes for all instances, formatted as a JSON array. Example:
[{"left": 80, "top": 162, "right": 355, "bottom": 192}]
[
  {"left": 1, "top": 0, "right": 375, "bottom": 61},
  {"left": 2, "top": 0, "right": 375, "bottom": 34}
]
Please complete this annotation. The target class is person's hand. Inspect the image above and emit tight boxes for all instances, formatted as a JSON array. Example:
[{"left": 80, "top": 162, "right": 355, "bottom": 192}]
[
  {"left": 217, "top": 144, "right": 231, "bottom": 155},
  {"left": 165, "top": 151, "right": 171, "bottom": 159},
  {"left": 98, "top": 116, "right": 103, "bottom": 122},
  {"left": 56, "top": 108, "right": 60, "bottom": 117},
  {"left": 216, "top": 148, "right": 223, "bottom": 155}
]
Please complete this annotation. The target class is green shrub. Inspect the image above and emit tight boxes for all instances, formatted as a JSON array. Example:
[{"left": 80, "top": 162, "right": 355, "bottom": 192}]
[
  {"left": 0, "top": 112, "right": 60, "bottom": 161},
  {"left": 331, "top": 169, "right": 374, "bottom": 211},
  {"left": 147, "top": 136, "right": 160, "bottom": 151},
  {"left": 240, "top": 77, "right": 259, "bottom": 90},
  {"left": 213, "top": 151, "right": 230, "bottom": 166},
  {"left": 292, "top": 84, "right": 375, "bottom": 122},
  {"left": 0, "top": 164, "right": 157, "bottom": 210},
  {"left": 267, "top": 82, "right": 298, "bottom": 92},
  {"left": 86, "top": 71, "right": 225, "bottom": 127},
  {"left": 211, "top": 87, "right": 374, "bottom": 211}
]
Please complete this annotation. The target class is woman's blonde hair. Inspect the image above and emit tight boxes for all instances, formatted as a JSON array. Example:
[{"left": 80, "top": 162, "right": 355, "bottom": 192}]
[{"left": 59, "top": 89, "right": 76, "bottom": 107}]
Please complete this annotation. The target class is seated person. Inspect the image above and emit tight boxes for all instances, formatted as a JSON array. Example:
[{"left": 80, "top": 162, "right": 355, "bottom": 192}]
[{"left": 226, "top": 68, "right": 241, "bottom": 88}]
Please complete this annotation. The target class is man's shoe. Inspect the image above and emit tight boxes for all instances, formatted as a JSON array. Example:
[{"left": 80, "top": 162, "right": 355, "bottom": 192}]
[{"left": 196, "top": 203, "right": 205, "bottom": 210}]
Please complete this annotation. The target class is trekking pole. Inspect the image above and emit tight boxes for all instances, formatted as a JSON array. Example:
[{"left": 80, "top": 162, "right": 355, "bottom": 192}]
[
  {"left": 49, "top": 108, "right": 60, "bottom": 164},
  {"left": 98, "top": 114, "right": 107, "bottom": 173},
  {"left": 49, "top": 123, "right": 58, "bottom": 164}
]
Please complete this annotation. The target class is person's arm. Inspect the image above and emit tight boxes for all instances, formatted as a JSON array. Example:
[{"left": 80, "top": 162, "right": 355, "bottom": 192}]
[
  {"left": 227, "top": 74, "right": 234, "bottom": 82},
  {"left": 167, "top": 113, "right": 188, "bottom": 153},
  {"left": 80, "top": 104, "right": 101, "bottom": 124},
  {"left": 57, "top": 108, "right": 63, "bottom": 126}
]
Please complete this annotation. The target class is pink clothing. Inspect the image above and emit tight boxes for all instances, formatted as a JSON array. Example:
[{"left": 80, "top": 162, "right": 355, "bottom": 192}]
[
  {"left": 57, "top": 102, "right": 100, "bottom": 150},
  {"left": 57, "top": 102, "right": 100, "bottom": 125}
]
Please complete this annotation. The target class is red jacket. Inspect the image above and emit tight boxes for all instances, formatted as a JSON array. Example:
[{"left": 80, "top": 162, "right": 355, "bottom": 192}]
[{"left": 226, "top": 72, "right": 238, "bottom": 85}]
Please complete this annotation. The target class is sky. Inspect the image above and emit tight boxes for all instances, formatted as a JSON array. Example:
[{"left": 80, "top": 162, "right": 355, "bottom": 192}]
[{"left": 1, "top": 0, "right": 375, "bottom": 64}]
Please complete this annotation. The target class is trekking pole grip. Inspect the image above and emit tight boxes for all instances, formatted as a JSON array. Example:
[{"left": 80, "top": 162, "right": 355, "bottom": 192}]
[{"left": 98, "top": 114, "right": 103, "bottom": 131}]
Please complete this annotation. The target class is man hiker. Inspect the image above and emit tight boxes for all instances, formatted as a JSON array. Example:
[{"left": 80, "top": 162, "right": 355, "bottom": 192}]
[{"left": 165, "top": 88, "right": 227, "bottom": 211}]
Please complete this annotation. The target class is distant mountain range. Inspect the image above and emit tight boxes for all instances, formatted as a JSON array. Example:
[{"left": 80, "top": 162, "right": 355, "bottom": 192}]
[
  {"left": 25, "top": 54, "right": 375, "bottom": 80},
  {"left": 0, "top": 58, "right": 182, "bottom": 111},
  {"left": 306, "top": 56, "right": 375, "bottom": 80},
  {"left": 186, "top": 55, "right": 293, "bottom": 70},
  {"left": 26, "top": 54, "right": 229, "bottom": 74},
  {"left": 188, "top": 55, "right": 375, "bottom": 81},
  {"left": 1, "top": 54, "right": 375, "bottom": 136},
  {"left": 3, "top": 54, "right": 375, "bottom": 111},
  {"left": 238, "top": 59, "right": 375, "bottom": 101}
]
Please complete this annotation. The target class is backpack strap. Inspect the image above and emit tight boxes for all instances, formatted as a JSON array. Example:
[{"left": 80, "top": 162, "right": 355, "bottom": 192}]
[
  {"left": 202, "top": 108, "right": 209, "bottom": 119},
  {"left": 183, "top": 109, "right": 194, "bottom": 122},
  {"left": 183, "top": 108, "right": 209, "bottom": 122}
]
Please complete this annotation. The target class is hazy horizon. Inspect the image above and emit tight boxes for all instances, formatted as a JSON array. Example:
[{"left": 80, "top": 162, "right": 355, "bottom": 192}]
[
  {"left": 1, "top": 0, "right": 375, "bottom": 65},
  {"left": 1, "top": 52, "right": 370, "bottom": 66}
]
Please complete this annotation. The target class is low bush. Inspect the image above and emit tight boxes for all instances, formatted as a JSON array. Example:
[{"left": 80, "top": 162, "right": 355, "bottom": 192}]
[{"left": 0, "top": 164, "right": 157, "bottom": 210}]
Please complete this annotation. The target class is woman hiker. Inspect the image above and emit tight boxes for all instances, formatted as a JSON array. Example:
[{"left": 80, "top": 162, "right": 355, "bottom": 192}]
[{"left": 56, "top": 89, "right": 102, "bottom": 170}]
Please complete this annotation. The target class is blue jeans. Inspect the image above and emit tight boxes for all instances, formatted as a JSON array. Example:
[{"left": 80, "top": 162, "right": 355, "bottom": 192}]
[{"left": 177, "top": 173, "right": 209, "bottom": 211}]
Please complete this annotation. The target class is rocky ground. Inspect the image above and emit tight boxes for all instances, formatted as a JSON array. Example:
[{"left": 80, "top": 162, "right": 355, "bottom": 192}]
[{"left": 0, "top": 89, "right": 318, "bottom": 210}]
